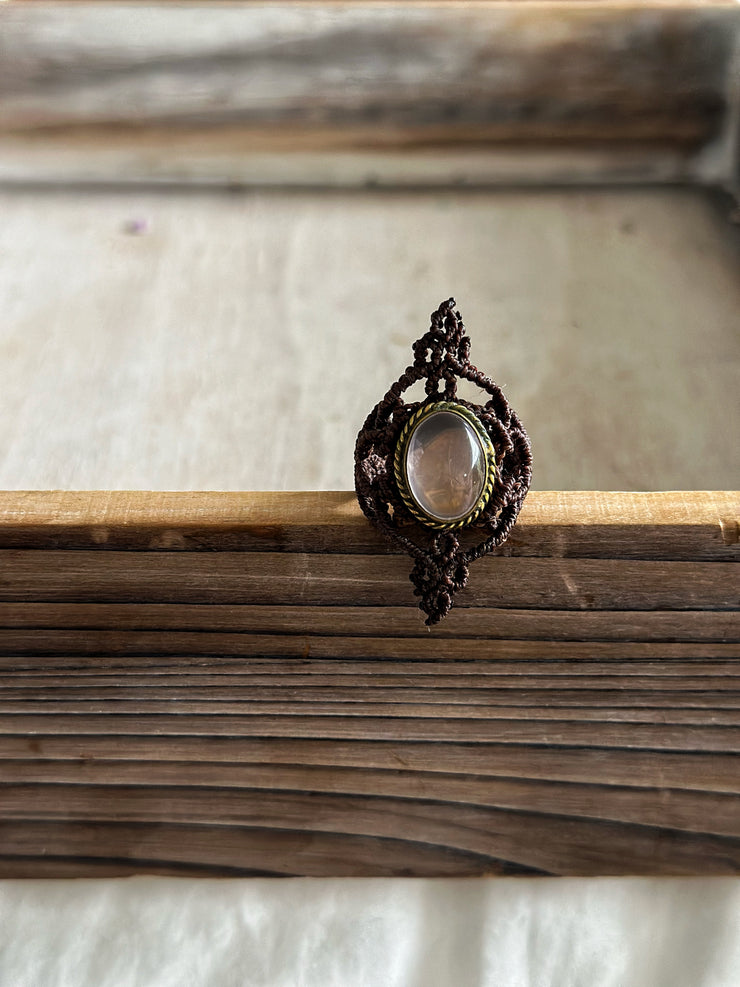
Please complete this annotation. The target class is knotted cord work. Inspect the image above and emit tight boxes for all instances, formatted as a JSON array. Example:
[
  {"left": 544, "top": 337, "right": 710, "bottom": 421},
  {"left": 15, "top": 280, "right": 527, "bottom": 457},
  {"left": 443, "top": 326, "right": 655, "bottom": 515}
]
[{"left": 354, "top": 298, "right": 532, "bottom": 625}]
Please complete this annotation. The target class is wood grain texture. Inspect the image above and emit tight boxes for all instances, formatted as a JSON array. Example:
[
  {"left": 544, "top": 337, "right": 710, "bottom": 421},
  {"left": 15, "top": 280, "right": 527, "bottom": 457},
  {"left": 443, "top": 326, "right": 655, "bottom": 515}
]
[
  {"left": 1, "top": 3, "right": 738, "bottom": 187},
  {"left": 0, "top": 489, "right": 738, "bottom": 877},
  {"left": 1, "top": 490, "right": 737, "bottom": 556}
]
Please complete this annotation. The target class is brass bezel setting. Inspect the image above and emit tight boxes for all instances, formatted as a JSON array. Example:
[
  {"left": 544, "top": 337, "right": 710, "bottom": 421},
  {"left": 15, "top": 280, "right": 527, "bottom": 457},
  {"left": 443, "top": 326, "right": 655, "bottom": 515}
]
[{"left": 393, "top": 400, "right": 497, "bottom": 531}]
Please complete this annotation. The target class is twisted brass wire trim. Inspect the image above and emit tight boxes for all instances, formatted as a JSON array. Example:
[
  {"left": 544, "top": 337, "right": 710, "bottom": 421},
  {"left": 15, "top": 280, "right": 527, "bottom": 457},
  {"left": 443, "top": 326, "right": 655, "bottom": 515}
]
[{"left": 393, "top": 400, "right": 497, "bottom": 531}]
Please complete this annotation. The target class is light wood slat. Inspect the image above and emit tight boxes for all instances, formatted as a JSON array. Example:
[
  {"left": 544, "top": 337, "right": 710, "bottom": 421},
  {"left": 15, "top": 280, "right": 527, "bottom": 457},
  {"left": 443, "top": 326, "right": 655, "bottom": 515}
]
[
  {"left": 1, "top": 553, "right": 736, "bottom": 610},
  {"left": 0, "top": 488, "right": 737, "bottom": 876},
  {"left": 0, "top": 491, "right": 737, "bottom": 559},
  {"left": 1, "top": 135, "right": 719, "bottom": 191},
  {"left": 1, "top": 4, "right": 738, "bottom": 189}
]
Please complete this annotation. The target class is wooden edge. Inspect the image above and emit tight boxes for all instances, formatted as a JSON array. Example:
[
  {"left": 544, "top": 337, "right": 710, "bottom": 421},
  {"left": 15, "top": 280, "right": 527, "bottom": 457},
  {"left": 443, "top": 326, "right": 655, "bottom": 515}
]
[
  {"left": 0, "top": 490, "right": 737, "bottom": 557},
  {"left": 2, "top": 489, "right": 737, "bottom": 528},
  {"left": 0, "top": 143, "right": 713, "bottom": 190}
]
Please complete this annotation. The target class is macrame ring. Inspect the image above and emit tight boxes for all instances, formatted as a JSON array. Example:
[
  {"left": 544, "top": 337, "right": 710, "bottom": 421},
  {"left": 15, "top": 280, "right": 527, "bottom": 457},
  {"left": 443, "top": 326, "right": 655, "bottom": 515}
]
[{"left": 354, "top": 297, "right": 532, "bottom": 625}]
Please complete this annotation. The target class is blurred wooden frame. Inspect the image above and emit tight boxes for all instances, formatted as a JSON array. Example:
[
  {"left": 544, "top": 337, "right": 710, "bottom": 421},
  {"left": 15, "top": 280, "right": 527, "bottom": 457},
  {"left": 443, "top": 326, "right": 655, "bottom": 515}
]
[
  {"left": 0, "top": 3, "right": 738, "bottom": 878},
  {"left": 0, "top": 1, "right": 738, "bottom": 192}
]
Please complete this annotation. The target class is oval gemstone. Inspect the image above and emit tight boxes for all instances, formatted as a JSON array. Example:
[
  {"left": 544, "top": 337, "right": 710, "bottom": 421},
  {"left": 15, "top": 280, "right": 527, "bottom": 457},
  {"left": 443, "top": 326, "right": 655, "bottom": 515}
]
[{"left": 405, "top": 410, "right": 487, "bottom": 522}]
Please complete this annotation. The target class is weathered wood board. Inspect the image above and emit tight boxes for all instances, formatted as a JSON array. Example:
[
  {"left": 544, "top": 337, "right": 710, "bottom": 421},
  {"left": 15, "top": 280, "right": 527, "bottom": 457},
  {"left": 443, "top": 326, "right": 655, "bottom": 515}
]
[
  {"left": 1, "top": 3, "right": 739, "bottom": 188},
  {"left": 0, "top": 490, "right": 738, "bottom": 877}
]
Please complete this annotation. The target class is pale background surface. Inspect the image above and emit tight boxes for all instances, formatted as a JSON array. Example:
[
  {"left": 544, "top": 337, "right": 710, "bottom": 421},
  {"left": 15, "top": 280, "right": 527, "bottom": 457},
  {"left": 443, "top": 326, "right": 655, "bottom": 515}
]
[
  {"left": 0, "top": 186, "right": 738, "bottom": 492},
  {"left": 1, "top": 185, "right": 738, "bottom": 984}
]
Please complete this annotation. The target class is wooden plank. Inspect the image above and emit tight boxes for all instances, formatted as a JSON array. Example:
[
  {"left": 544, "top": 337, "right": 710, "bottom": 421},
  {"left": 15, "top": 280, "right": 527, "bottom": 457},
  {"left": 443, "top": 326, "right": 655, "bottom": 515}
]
[
  {"left": 2, "top": 738, "right": 738, "bottom": 792},
  {"left": 2, "top": 710, "right": 739, "bottom": 751},
  {"left": 0, "top": 490, "right": 737, "bottom": 558},
  {"left": 2, "top": 657, "right": 740, "bottom": 677},
  {"left": 0, "top": 4, "right": 738, "bottom": 188},
  {"left": 2, "top": 702, "right": 739, "bottom": 723},
  {"left": 2, "top": 696, "right": 740, "bottom": 714},
  {"left": 0, "top": 553, "right": 736, "bottom": 610},
  {"left": 4, "top": 602, "right": 739, "bottom": 640},
  {"left": 4, "top": 769, "right": 740, "bottom": 838},
  {"left": 4, "top": 662, "right": 740, "bottom": 685},
  {"left": 0, "top": 488, "right": 737, "bottom": 876},
  {"left": 0, "top": 820, "right": 538, "bottom": 878},
  {"left": 1, "top": 798, "right": 739, "bottom": 877},
  {"left": 0, "top": 612, "right": 737, "bottom": 656},
  {"left": 0, "top": 637, "right": 736, "bottom": 663}
]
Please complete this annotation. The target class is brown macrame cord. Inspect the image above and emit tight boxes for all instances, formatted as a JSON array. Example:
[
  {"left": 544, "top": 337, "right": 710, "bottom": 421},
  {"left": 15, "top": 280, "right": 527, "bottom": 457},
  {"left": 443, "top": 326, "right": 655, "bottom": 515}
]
[{"left": 354, "top": 298, "right": 532, "bottom": 624}]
